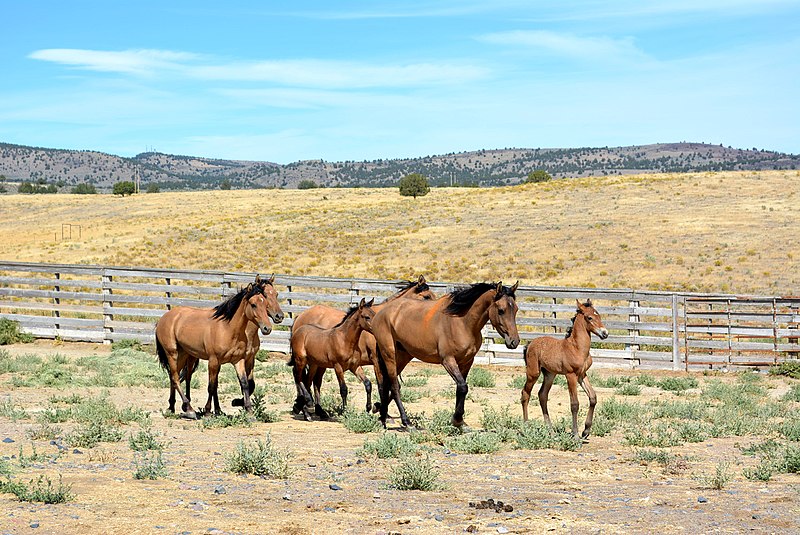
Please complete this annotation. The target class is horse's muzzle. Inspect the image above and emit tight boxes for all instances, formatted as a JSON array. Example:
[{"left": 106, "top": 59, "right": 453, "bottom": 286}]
[
  {"left": 598, "top": 329, "right": 609, "bottom": 340},
  {"left": 260, "top": 323, "right": 272, "bottom": 335},
  {"left": 271, "top": 312, "right": 285, "bottom": 324},
  {"left": 503, "top": 334, "right": 520, "bottom": 350}
]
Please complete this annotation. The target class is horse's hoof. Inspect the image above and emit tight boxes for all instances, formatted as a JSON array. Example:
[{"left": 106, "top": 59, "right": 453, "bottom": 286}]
[
  {"left": 231, "top": 398, "right": 244, "bottom": 407},
  {"left": 181, "top": 411, "right": 198, "bottom": 420},
  {"left": 315, "top": 406, "right": 330, "bottom": 420},
  {"left": 372, "top": 402, "right": 382, "bottom": 414}
]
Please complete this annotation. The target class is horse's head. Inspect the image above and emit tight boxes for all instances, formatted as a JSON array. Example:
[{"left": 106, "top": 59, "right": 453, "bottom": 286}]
[
  {"left": 576, "top": 299, "right": 608, "bottom": 339},
  {"left": 488, "top": 281, "right": 521, "bottom": 349},
  {"left": 244, "top": 282, "right": 273, "bottom": 335},
  {"left": 255, "top": 274, "right": 285, "bottom": 324},
  {"left": 396, "top": 275, "right": 437, "bottom": 301},
  {"left": 356, "top": 297, "right": 376, "bottom": 333}
]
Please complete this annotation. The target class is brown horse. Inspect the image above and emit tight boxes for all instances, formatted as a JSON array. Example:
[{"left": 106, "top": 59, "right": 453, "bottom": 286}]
[
  {"left": 521, "top": 299, "right": 608, "bottom": 439},
  {"left": 290, "top": 276, "right": 436, "bottom": 415},
  {"left": 371, "top": 282, "right": 520, "bottom": 429},
  {"left": 290, "top": 297, "right": 375, "bottom": 421},
  {"left": 155, "top": 275, "right": 284, "bottom": 419}
]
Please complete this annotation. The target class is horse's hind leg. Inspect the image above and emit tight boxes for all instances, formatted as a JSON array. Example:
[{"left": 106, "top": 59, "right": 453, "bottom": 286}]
[
  {"left": 538, "top": 369, "right": 557, "bottom": 427},
  {"left": 565, "top": 372, "right": 581, "bottom": 438},
  {"left": 521, "top": 365, "right": 541, "bottom": 422},
  {"left": 442, "top": 356, "right": 469, "bottom": 428},
  {"left": 204, "top": 359, "right": 223, "bottom": 416},
  {"left": 291, "top": 353, "right": 314, "bottom": 421},
  {"left": 233, "top": 359, "right": 253, "bottom": 413},
  {"left": 579, "top": 375, "right": 597, "bottom": 439},
  {"left": 353, "top": 366, "right": 372, "bottom": 413},
  {"left": 312, "top": 367, "right": 329, "bottom": 420}
]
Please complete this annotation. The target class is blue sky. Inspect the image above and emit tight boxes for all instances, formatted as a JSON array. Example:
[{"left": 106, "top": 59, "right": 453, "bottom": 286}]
[{"left": 1, "top": 1, "right": 798, "bottom": 163}]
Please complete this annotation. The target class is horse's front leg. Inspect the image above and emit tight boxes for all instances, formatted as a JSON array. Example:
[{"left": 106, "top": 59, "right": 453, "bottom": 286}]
[
  {"left": 232, "top": 354, "right": 256, "bottom": 408},
  {"left": 333, "top": 364, "right": 348, "bottom": 412},
  {"left": 353, "top": 366, "right": 372, "bottom": 413},
  {"left": 205, "top": 359, "right": 222, "bottom": 416},
  {"left": 311, "top": 367, "right": 329, "bottom": 420},
  {"left": 565, "top": 372, "right": 581, "bottom": 439},
  {"left": 375, "top": 343, "right": 410, "bottom": 428},
  {"left": 441, "top": 356, "right": 469, "bottom": 428},
  {"left": 233, "top": 359, "right": 253, "bottom": 413},
  {"left": 538, "top": 369, "right": 557, "bottom": 427},
  {"left": 579, "top": 375, "right": 597, "bottom": 440}
]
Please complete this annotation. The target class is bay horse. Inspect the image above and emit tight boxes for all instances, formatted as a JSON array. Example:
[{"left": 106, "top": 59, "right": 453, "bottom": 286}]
[
  {"left": 371, "top": 282, "right": 520, "bottom": 429},
  {"left": 289, "top": 297, "right": 375, "bottom": 421},
  {"left": 155, "top": 275, "right": 284, "bottom": 419},
  {"left": 290, "top": 276, "right": 436, "bottom": 415},
  {"left": 521, "top": 299, "right": 608, "bottom": 439}
]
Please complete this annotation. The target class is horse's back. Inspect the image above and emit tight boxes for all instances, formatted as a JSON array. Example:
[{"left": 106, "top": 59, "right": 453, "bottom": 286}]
[
  {"left": 156, "top": 305, "right": 216, "bottom": 355},
  {"left": 293, "top": 305, "right": 344, "bottom": 332}
]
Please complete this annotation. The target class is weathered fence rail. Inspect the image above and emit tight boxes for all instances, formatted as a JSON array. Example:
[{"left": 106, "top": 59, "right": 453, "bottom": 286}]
[{"left": 1, "top": 261, "right": 798, "bottom": 370}]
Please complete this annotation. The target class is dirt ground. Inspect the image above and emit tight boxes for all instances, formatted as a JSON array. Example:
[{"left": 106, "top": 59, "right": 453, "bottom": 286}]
[{"left": 1, "top": 341, "right": 798, "bottom": 535}]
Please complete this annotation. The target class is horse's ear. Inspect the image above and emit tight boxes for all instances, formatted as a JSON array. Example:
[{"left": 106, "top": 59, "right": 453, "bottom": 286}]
[
  {"left": 585, "top": 298, "right": 593, "bottom": 307},
  {"left": 267, "top": 274, "right": 275, "bottom": 285},
  {"left": 367, "top": 297, "right": 375, "bottom": 307},
  {"left": 576, "top": 299, "right": 583, "bottom": 310},
  {"left": 254, "top": 275, "right": 262, "bottom": 285},
  {"left": 359, "top": 297, "right": 366, "bottom": 308},
  {"left": 510, "top": 281, "right": 519, "bottom": 294},
  {"left": 418, "top": 275, "right": 426, "bottom": 284}
]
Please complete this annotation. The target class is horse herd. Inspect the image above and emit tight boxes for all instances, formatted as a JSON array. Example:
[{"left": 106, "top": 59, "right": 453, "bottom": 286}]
[{"left": 155, "top": 275, "right": 609, "bottom": 439}]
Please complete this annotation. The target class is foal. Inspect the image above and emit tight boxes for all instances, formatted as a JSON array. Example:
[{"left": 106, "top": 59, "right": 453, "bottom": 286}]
[
  {"left": 290, "top": 298, "right": 375, "bottom": 421},
  {"left": 520, "top": 299, "right": 608, "bottom": 439}
]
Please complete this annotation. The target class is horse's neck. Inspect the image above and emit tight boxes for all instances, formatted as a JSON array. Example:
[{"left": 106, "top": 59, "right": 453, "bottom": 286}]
[
  {"left": 568, "top": 317, "right": 592, "bottom": 354},
  {"left": 226, "top": 300, "right": 251, "bottom": 337},
  {"left": 379, "top": 287, "right": 414, "bottom": 308},
  {"left": 335, "top": 314, "right": 364, "bottom": 351},
  {"left": 459, "top": 290, "right": 494, "bottom": 335}
]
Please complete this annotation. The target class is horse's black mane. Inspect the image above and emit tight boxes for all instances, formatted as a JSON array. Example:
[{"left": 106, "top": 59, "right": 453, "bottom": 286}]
[
  {"left": 444, "top": 282, "right": 515, "bottom": 316},
  {"left": 212, "top": 284, "right": 262, "bottom": 322},
  {"left": 394, "top": 279, "right": 431, "bottom": 294},
  {"left": 333, "top": 304, "right": 361, "bottom": 328}
]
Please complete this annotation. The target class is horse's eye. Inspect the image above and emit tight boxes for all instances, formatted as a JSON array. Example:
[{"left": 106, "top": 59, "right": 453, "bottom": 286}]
[
  {"left": 586, "top": 316, "right": 593, "bottom": 322},
  {"left": 498, "top": 309, "right": 505, "bottom": 315}
]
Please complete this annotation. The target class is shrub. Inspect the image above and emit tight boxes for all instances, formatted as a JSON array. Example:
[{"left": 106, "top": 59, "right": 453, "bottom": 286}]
[
  {"left": 252, "top": 389, "right": 281, "bottom": 423},
  {"left": 340, "top": 407, "right": 382, "bottom": 433},
  {"left": 694, "top": 461, "right": 732, "bottom": 490},
  {"left": 0, "top": 318, "right": 34, "bottom": 345},
  {"left": 129, "top": 426, "right": 166, "bottom": 451},
  {"left": 359, "top": 432, "right": 418, "bottom": 459},
  {"left": 133, "top": 451, "right": 168, "bottom": 480},
  {"left": 525, "top": 169, "right": 553, "bottom": 183},
  {"left": 770, "top": 360, "right": 800, "bottom": 379},
  {"left": 446, "top": 431, "right": 502, "bottom": 454},
  {"left": 0, "top": 397, "right": 28, "bottom": 421},
  {"left": 0, "top": 475, "right": 74, "bottom": 503},
  {"left": 616, "top": 383, "right": 642, "bottom": 396},
  {"left": 297, "top": 179, "right": 318, "bottom": 189},
  {"left": 66, "top": 421, "right": 125, "bottom": 448},
  {"left": 467, "top": 367, "right": 495, "bottom": 388},
  {"left": 71, "top": 183, "right": 97, "bottom": 194},
  {"left": 26, "top": 423, "right": 61, "bottom": 441},
  {"left": 200, "top": 411, "right": 254, "bottom": 429},
  {"left": 225, "top": 434, "right": 291, "bottom": 479},
  {"left": 782, "top": 384, "right": 800, "bottom": 402},
  {"left": 388, "top": 455, "right": 441, "bottom": 490},
  {"left": 481, "top": 405, "right": 522, "bottom": 442},
  {"left": 113, "top": 181, "right": 136, "bottom": 196},
  {"left": 146, "top": 183, "right": 160, "bottom": 193},
  {"left": 657, "top": 376, "right": 698, "bottom": 392},
  {"left": 398, "top": 173, "right": 430, "bottom": 199}
]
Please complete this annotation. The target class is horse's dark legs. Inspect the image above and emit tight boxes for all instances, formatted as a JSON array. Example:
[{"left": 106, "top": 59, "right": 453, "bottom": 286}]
[
  {"left": 312, "top": 367, "right": 329, "bottom": 420},
  {"left": 232, "top": 355, "right": 256, "bottom": 408},
  {"left": 441, "top": 356, "right": 469, "bottom": 428},
  {"left": 376, "top": 346, "right": 411, "bottom": 428},
  {"left": 565, "top": 372, "right": 581, "bottom": 438},
  {"left": 333, "top": 364, "right": 348, "bottom": 412},
  {"left": 168, "top": 357, "right": 196, "bottom": 419},
  {"left": 579, "top": 375, "right": 597, "bottom": 439},
  {"left": 291, "top": 354, "right": 314, "bottom": 421},
  {"left": 204, "top": 360, "right": 223, "bottom": 416},
  {"left": 353, "top": 366, "right": 372, "bottom": 413},
  {"left": 538, "top": 369, "right": 557, "bottom": 427},
  {"left": 233, "top": 359, "right": 254, "bottom": 413},
  {"left": 182, "top": 357, "right": 197, "bottom": 404}
]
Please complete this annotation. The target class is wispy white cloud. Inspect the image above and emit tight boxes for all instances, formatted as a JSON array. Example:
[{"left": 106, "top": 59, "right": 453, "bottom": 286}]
[
  {"left": 478, "top": 30, "right": 649, "bottom": 64},
  {"left": 29, "top": 48, "right": 487, "bottom": 88},
  {"left": 29, "top": 48, "right": 200, "bottom": 76}
]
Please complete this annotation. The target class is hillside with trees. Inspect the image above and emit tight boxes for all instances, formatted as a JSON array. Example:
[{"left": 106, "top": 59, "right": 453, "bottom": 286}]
[{"left": 0, "top": 141, "right": 797, "bottom": 192}]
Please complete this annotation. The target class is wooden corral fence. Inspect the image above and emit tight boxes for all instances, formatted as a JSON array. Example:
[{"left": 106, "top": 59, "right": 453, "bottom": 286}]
[{"left": 0, "top": 261, "right": 798, "bottom": 371}]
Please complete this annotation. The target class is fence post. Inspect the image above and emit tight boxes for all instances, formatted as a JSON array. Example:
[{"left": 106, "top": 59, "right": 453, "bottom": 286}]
[
  {"left": 672, "top": 293, "right": 679, "bottom": 370},
  {"left": 628, "top": 299, "right": 640, "bottom": 367},
  {"left": 102, "top": 270, "right": 113, "bottom": 345},
  {"left": 53, "top": 271, "right": 61, "bottom": 337}
]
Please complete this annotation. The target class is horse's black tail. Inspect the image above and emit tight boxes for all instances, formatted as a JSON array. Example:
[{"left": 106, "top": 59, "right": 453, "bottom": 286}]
[
  {"left": 179, "top": 358, "right": 199, "bottom": 382},
  {"left": 155, "top": 335, "right": 170, "bottom": 373}
]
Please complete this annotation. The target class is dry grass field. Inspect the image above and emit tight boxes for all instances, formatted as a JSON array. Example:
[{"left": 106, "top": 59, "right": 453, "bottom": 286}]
[
  {"left": 0, "top": 340, "right": 799, "bottom": 534},
  {"left": 1, "top": 170, "right": 798, "bottom": 295}
]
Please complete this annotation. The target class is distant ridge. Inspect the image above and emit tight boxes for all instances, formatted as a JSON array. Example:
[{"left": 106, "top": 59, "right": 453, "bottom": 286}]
[{"left": 0, "top": 141, "right": 797, "bottom": 192}]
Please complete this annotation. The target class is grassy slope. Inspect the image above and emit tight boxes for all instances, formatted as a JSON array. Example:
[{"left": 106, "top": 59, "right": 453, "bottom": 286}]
[{"left": 0, "top": 170, "right": 797, "bottom": 295}]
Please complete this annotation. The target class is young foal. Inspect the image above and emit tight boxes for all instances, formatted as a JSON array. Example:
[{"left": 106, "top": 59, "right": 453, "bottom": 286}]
[
  {"left": 521, "top": 299, "right": 608, "bottom": 439},
  {"left": 155, "top": 275, "right": 284, "bottom": 419},
  {"left": 290, "top": 276, "right": 435, "bottom": 414},
  {"left": 290, "top": 297, "right": 376, "bottom": 421}
]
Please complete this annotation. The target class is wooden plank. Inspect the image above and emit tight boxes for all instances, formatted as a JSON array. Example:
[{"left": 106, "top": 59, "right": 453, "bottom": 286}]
[
  {"left": 0, "top": 300, "right": 102, "bottom": 315},
  {"left": 0, "top": 288, "right": 103, "bottom": 301},
  {"left": 0, "top": 276, "right": 103, "bottom": 289}
]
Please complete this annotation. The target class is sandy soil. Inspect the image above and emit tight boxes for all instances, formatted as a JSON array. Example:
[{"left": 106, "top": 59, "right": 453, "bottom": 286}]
[{"left": 0, "top": 340, "right": 798, "bottom": 535}]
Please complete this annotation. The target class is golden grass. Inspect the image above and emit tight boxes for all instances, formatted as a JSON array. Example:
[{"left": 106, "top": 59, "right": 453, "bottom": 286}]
[{"left": 0, "top": 170, "right": 797, "bottom": 294}]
